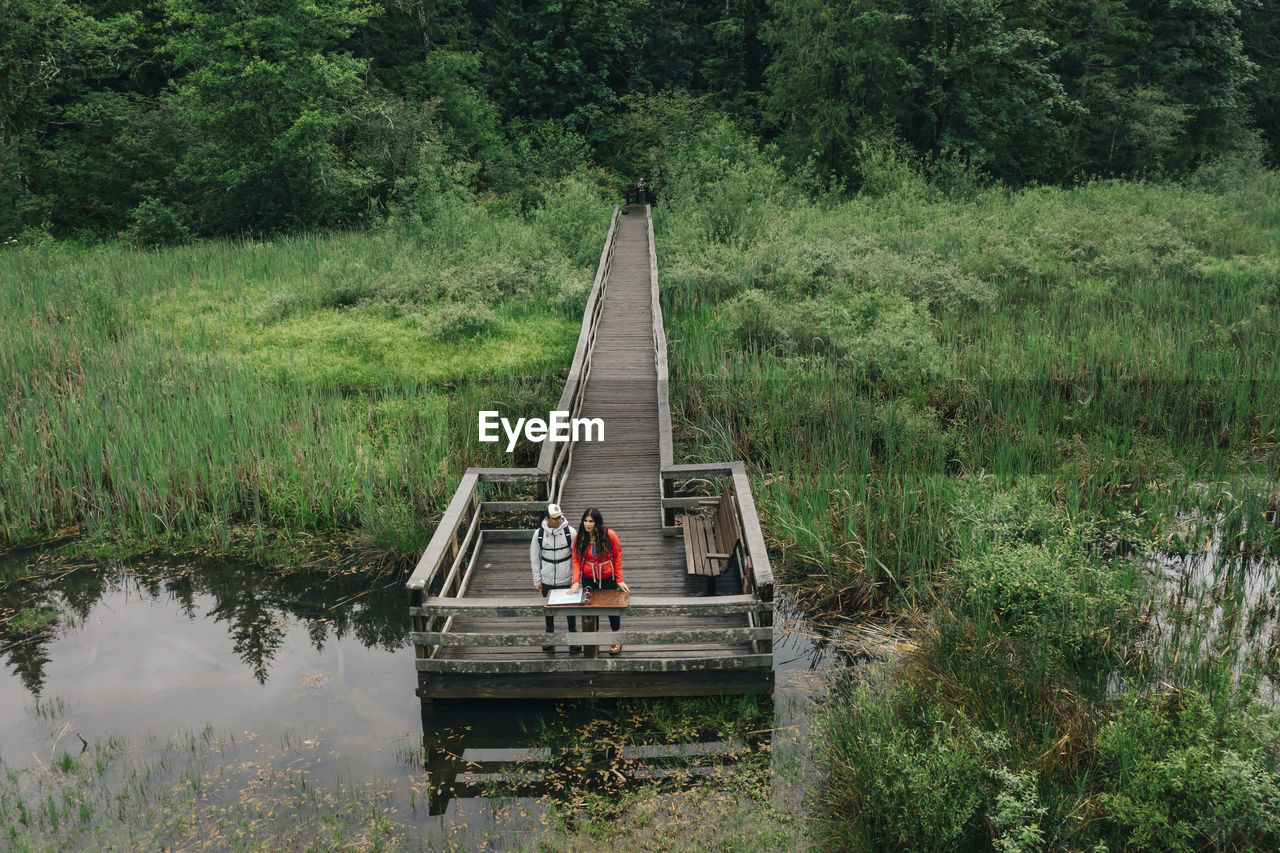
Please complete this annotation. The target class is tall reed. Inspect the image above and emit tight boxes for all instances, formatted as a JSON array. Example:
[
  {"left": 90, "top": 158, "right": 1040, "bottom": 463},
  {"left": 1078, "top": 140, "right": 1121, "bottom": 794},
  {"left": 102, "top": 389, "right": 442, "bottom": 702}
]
[{"left": 0, "top": 181, "right": 611, "bottom": 562}]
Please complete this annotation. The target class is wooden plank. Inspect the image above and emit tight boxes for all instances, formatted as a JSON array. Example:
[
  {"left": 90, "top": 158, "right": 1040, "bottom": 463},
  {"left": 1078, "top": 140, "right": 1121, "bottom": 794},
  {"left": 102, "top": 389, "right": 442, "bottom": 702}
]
[
  {"left": 407, "top": 469, "right": 479, "bottom": 591},
  {"left": 648, "top": 209, "right": 675, "bottom": 470},
  {"left": 474, "top": 468, "right": 546, "bottom": 483},
  {"left": 418, "top": 669, "right": 774, "bottom": 699},
  {"left": 413, "top": 626, "right": 772, "bottom": 646},
  {"left": 730, "top": 462, "right": 774, "bottom": 599},
  {"left": 662, "top": 464, "right": 737, "bottom": 478},
  {"left": 680, "top": 515, "right": 698, "bottom": 575},
  {"left": 718, "top": 488, "right": 742, "bottom": 551},
  {"left": 481, "top": 529, "right": 540, "bottom": 541},
  {"left": 481, "top": 501, "right": 548, "bottom": 513},
  {"left": 437, "top": 507, "right": 482, "bottom": 597},
  {"left": 432, "top": 646, "right": 761, "bottom": 660},
  {"left": 416, "top": 654, "right": 773, "bottom": 674},
  {"left": 412, "top": 594, "right": 768, "bottom": 618}
]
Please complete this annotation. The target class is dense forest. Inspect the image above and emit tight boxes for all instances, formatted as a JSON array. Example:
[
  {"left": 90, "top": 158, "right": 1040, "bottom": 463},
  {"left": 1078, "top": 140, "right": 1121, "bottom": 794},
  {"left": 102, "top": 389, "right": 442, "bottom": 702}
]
[{"left": 3, "top": 0, "right": 1278, "bottom": 240}]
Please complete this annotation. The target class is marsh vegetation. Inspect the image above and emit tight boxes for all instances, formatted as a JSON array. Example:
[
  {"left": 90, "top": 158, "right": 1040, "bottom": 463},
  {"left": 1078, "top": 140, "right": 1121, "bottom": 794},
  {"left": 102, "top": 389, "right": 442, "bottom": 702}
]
[{"left": 650, "top": 117, "right": 1280, "bottom": 850}]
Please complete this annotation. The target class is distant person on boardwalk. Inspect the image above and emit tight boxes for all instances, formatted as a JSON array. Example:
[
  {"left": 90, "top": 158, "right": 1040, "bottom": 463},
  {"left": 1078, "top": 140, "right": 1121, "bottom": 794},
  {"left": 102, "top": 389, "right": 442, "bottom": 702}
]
[
  {"left": 636, "top": 178, "right": 648, "bottom": 205},
  {"left": 569, "top": 508, "right": 629, "bottom": 654},
  {"left": 531, "top": 503, "right": 580, "bottom": 653}
]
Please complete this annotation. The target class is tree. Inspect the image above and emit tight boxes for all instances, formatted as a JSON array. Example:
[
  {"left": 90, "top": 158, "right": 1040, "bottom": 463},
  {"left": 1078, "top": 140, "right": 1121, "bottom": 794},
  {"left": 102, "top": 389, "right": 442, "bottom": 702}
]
[
  {"left": 160, "top": 0, "right": 384, "bottom": 233},
  {"left": 763, "top": 0, "right": 1071, "bottom": 185},
  {"left": 0, "top": 0, "right": 149, "bottom": 236},
  {"left": 762, "top": 0, "right": 914, "bottom": 176},
  {"left": 1240, "top": 0, "right": 1280, "bottom": 163},
  {"left": 907, "top": 0, "right": 1071, "bottom": 182}
]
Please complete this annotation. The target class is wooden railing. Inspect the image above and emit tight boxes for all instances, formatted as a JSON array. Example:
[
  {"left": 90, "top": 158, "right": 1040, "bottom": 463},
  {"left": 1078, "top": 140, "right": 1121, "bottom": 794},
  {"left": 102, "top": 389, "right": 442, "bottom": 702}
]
[
  {"left": 646, "top": 209, "right": 775, "bottom": 607},
  {"left": 409, "top": 594, "right": 773, "bottom": 672},
  {"left": 539, "top": 205, "right": 621, "bottom": 504}
]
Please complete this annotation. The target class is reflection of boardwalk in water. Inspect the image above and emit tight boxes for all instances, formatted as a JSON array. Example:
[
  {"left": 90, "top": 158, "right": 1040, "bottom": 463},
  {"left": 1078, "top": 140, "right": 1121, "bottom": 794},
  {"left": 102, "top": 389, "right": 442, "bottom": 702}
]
[
  {"left": 419, "top": 698, "right": 771, "bottom": 816},
  {"left": 408, "top": 205, "right": 775, "bottom": 700}
]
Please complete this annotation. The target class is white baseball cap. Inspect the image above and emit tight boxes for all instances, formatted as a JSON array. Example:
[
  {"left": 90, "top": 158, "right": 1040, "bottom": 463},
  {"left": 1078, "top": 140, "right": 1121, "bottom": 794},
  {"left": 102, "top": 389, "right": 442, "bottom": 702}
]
[{"left": 546, "top": 503, "right": 563, "bottom": 519}]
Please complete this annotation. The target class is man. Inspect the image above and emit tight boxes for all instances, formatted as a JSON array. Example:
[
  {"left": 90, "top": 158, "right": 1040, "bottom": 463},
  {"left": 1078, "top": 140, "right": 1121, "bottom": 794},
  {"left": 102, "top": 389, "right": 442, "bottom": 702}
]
[{"left": 530, "top": 503, "right": 580, "bottom": 653}]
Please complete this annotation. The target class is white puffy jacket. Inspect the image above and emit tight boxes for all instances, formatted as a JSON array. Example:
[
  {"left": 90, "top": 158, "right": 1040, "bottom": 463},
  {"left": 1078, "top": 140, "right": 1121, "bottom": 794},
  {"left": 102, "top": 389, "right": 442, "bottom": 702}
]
[{"left": 530, "top": 520, "right": 576, "bottom": 587}]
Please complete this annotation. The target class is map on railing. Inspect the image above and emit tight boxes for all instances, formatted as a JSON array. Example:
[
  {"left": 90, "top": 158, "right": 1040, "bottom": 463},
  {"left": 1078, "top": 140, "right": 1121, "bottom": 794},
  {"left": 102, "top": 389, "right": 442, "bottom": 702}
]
[{"left": 545, "top": 587, "right": 588, "bottom": 606}]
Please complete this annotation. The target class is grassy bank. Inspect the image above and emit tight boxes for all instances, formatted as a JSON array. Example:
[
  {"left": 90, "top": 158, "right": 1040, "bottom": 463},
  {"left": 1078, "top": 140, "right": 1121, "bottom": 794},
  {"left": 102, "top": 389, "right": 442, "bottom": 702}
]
[
  {"left": 0, "top": 177, "right": 612, "bottom": 566},
  {"left": 652, "top": 122, "right": 1280, "bottom": 849}
]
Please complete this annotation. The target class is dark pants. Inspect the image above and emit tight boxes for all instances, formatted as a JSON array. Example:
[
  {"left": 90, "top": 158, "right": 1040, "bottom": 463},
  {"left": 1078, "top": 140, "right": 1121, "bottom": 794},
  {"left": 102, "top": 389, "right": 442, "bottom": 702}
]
[
  {"left": 584, "top": 577, "right": 620, "bottom": 630},
  {"left": 542, "top": 584, "right": 577, "bottom": 634}
]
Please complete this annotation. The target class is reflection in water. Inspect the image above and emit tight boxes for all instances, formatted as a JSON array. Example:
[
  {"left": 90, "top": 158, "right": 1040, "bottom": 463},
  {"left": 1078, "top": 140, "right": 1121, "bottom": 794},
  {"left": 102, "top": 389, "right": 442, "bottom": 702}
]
[
  {"left": 411, "top": 594, "right": 897, "bottom": 819},
  {"left": 418, "top": 698, "right": 773, "bottom": 817},
  {"left": 1144, "top": 523, "right": 1280, "bottom": 698},
  {"left": 0, "top": 551, "right": 891, "bottom": 846},
  {"left": 0, "top": 556, "right": 408, "bottom": 695}
]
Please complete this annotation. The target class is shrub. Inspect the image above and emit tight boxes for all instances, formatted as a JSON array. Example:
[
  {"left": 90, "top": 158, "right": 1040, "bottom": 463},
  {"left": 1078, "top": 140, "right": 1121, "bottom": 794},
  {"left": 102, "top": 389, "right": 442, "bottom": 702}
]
[
  {"left": 123, "top": 197, "right": 190, "bottom": 247},
  {"left": 990, "top": 768, "right": 1048, "bottom": 853},
  {"left": 440, "top": 257, "right": 531, "bottom": 303},
  {"left": 950, "top": 539, "right": 1127, "bottom": 675},
  {"left": 529, "top": 171, "right": 613, "bottom": 267},
  {"left": 723, "top": 289, "right": 789, "bottom": 352},
  {"left": 434, "top": 303, "right": 497, "bottom": 340},
  {"left": 256, "top": 292, "right": 308, "bottom": 325},
  {"left": 813, "top": 682, "right": 1001, "bottom": 852},
  {"left": 723, "top": 288, "right": 950, "bottom": 385},
  {"left": 894, "top": 261, "right": 998, "bottom": 314},
  {"left": 839, "top": 291, "right": 949, "bottom": 385},
  {"left": 547, "top": 272, "right": 593, "bottom": 318},
  {"left": 854, "top": 142, "right": 930, "bottom": 200},
  {"left": 318, "top": 279, "right": 373, "bottom": 309},
  {"left": 662, "top": 252, "right": 747, "bottom": 305},
  {"left": 1096, "top": 690, "right": 1280, "bottom": 852}
]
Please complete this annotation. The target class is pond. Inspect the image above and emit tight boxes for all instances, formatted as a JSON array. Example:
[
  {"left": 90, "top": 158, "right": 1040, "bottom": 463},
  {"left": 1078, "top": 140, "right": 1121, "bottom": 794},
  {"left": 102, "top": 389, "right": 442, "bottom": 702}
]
[
  {"left": 1141, "top": 520, "right": 1280, "bottom": 699},
  {"left": 0, "top": 552, "right": 881, "bottom": 848}
]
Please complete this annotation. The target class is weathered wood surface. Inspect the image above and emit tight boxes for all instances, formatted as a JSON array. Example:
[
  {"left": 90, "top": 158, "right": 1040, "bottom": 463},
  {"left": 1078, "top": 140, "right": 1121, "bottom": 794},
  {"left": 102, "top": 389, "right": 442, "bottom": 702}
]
[
  {"left": 412, "top": 592, "right": 763, "bottom": 618},
  {"left": 417, "top": 654, "right": 773, "bottom": 674},
  {"left": 541, "top": 210, "right": 619, "bottom": 460},
  {"left": 407, "top": 470, "right": 478, "bottom": 592},
  {"left": 418, "top": 669, "right": 773, "bottom": 699},
  {"left": 413, "top": 626, "right": 774, "bottom": 646}
]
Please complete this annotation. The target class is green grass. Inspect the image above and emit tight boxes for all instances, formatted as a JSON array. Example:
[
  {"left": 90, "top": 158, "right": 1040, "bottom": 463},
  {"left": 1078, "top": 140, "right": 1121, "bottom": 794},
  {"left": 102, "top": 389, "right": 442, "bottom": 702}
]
[
  {"left": 233, "top": 308, "right": 578, "bottom": 388},
  {"left": 0, "top": 180, "right": 610, "bottom": 565}
]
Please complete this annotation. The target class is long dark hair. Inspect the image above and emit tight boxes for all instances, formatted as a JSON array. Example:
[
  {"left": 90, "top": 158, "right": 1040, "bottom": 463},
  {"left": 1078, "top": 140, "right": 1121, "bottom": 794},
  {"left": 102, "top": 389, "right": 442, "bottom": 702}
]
[{"left": 574, "top": 507, "right": 611, "bottom": 559}]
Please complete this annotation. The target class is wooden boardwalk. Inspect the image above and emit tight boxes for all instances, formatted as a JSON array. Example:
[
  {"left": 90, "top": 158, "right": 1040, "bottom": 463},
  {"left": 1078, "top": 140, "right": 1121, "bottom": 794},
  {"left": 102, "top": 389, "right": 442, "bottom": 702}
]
[{"left": 407, "top": 205, "right": 774, "bottom": 700}]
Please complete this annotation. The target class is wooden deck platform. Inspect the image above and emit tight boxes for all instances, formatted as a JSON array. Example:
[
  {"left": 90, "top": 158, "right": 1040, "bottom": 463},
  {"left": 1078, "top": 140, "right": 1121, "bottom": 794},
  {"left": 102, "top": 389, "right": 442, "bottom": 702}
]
[{"left": 407, "top": 205, "right": 774, "bottom": 699}]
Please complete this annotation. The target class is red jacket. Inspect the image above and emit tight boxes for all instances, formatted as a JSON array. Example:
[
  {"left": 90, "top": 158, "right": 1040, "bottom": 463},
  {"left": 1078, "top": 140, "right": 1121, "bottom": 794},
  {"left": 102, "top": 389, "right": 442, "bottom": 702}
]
[{"left": 572, "top": 528, "right": 623, "bottom": 584}]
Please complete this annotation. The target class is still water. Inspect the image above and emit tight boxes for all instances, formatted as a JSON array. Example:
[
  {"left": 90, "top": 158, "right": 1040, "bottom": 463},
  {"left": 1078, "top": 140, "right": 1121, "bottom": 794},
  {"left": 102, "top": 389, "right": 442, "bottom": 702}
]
[{"left": 0, "top": 553, "right": 863, "bottom": 846}]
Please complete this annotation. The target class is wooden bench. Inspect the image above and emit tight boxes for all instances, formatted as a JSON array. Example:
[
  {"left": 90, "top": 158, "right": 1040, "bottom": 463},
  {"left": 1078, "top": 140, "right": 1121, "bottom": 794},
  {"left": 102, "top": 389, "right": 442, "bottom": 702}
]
[{"left": 680, "top": 487, "right": 748, "bottom": 595}]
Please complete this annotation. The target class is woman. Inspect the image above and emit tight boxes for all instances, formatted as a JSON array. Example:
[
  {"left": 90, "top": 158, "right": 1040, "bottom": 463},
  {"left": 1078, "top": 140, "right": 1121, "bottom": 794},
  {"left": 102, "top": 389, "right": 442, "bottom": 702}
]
[{"left": 569, "top": 508, "right": 630, "bottom": 654}]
